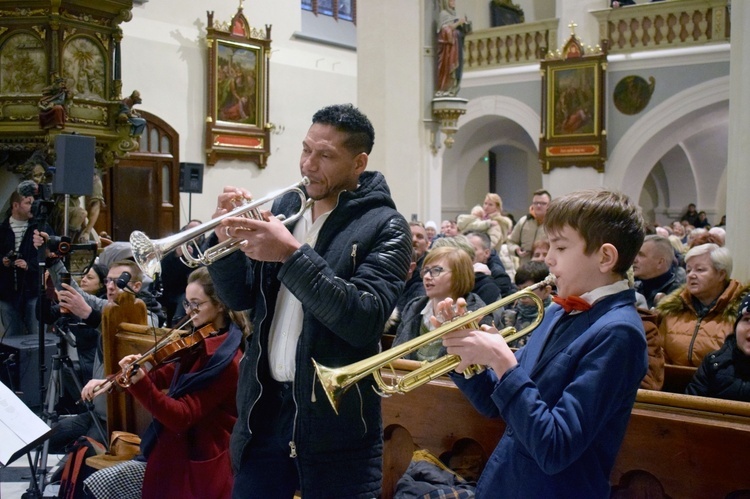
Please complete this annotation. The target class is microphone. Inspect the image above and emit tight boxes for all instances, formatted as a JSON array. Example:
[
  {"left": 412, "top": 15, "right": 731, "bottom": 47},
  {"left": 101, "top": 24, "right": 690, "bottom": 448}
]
[{"left": 116, "top": 271, "right": 138, "bottom": 295}]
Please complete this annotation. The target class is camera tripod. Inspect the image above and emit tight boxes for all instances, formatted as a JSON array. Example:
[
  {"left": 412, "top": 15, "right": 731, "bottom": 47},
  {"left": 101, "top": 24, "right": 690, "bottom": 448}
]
[{"left": 22, "top": 318, "right": 107, "bottom": 499}]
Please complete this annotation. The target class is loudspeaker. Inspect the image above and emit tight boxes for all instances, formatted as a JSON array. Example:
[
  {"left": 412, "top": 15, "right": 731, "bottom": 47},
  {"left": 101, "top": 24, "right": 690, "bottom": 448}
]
[
  {"left": 179, "top": 162, "right": 204, "bottom": 194},
  {"left": 52, "top": 134, "right": 96, "bottom": 196},
  {"left": 0, "top": 334, "right": 57, "bottom": 409}
]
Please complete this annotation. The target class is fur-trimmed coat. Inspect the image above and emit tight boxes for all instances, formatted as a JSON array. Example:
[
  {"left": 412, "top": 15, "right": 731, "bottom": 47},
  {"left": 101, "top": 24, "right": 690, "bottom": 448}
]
[{"left": 657, "top": 279, "right": 749, "bottom": 367}]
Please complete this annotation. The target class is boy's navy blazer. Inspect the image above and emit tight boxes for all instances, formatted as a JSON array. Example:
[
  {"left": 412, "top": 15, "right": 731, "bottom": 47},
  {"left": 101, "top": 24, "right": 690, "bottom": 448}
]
[{"left": 452, "top": 288, "right": 648, "bottom": 499}]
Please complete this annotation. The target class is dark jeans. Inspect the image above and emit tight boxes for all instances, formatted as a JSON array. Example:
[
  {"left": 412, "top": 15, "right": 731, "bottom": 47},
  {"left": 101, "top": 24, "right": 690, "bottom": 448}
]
[
  {"left": 233, "top": 381, "right": 298, "bottom": 499},
  {"left": 49, "top": 412, "right": 107, "bottom": 454}
]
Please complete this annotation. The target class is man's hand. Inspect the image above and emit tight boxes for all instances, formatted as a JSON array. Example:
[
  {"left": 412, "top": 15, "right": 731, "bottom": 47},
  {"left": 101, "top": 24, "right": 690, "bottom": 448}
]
[
  {"left": 58, "top": 283, "right": 93, "bottom": 319},
  {"left": 222, "top": 210, "right": 301, "bottom": 263},
  {"left": 81, "top": 378, "right": 107, "bottom": 401},
  {"left": 213, "top": 186, "right": 252, "bottom": 243}
]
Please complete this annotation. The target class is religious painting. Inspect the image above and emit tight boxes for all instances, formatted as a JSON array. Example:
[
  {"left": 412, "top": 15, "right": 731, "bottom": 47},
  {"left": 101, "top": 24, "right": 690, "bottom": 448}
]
[
  {"left": 614, "top": 75, "right": 656, "bottom": 115},
  {"left": 216, "top": 41, "right": 260, "bottom": 126},
  {"left": 0, "top": 31, "right": 46, "bottom": 94},
  {"left": 62, "top": 36, "right": 106, "bottom": 99},
  {"left": 205, "top": 7, "right": 271, "bottom": 167},
  {"left": 539, "top": 31, "right": 607, "bottom": 173}
]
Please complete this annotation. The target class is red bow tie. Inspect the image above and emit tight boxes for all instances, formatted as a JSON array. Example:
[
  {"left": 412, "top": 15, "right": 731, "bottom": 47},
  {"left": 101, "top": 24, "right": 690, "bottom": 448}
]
[{"left": 552, "top": 295, "right": 592, "bottom": 313}]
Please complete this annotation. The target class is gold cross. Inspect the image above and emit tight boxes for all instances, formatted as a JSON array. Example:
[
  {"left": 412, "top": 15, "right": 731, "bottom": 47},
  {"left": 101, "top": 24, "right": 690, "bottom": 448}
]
[{"left": 568, "top": 20, "right": 578, "bottom": 34}]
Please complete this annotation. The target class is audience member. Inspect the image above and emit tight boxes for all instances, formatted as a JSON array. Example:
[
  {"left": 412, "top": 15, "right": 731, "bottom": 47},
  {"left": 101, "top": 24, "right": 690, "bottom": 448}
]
[
  {"left": 708, "top": 226, "right": 726, "bottom": 246},
  {"left": 465, "top": 231, "right": 513, "bottom": 298},
  {"left": 507, "top": 189, "right": 550, "bottom": 266},
  {"left": 1, "top": 189, "right": 53, "bottom": 337},
  {"left": 680, "top": 203, "right": 700, "bottom": 227},
  {"left": 657, "top": 243, "right": 749, "bottom": 367},
  {"left": 440, "top": 189, "right": 647, "bottom": 497},
  {"left": 671, "top": 221, "right": 687, "bottom": 245},
  {"left": 158, "top": 219, "right": 204, "bottom": 326},
  {"left": 41, "top": 258, "right": 154, "bottom": 454},
  {"left": 530, "top": 239, "right": 550, "bottom": 262},
  {"left": 385, "top": 248, "right": 425, "bottom": 336},
  {"left": 424, "top": 220, "right": 438, "bottom": 243},
  {"left": 457, "top": 193, "right": 513, "bottom": 251},
  {"left": 441, "top": 219, "right": 459, "bottom": 238},
  {"left": 694, "top": 211, "right": 710, "bottom": 229},
  {"left": 505, "top": 260, "right": 552, "bottom": 348},
  {"left": 392, "top": 246, "right": 491, "bottom": 361},
  {"left": 434, "top": 234, "right": 501, "bottom": 307},
  {"left": 82, "top": 267, "right": 246, "bottom": 499},
  {"left": 632, "top": 235, "right": 682, "bottom": 309},
  {"left": 685, "top": 294, "right": 750, "bottom": 402}
]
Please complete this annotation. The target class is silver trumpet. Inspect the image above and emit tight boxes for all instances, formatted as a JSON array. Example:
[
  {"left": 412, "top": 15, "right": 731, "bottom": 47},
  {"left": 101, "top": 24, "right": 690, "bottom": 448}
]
[{"left": 130, "top": 177, "right": 310, "bottom": 278}]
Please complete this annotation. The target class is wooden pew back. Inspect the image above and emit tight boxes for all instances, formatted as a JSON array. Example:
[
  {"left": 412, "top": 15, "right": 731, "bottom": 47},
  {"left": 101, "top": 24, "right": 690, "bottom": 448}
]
[{"left": 381, "top": 363, "right": 750, "bottom": 499}]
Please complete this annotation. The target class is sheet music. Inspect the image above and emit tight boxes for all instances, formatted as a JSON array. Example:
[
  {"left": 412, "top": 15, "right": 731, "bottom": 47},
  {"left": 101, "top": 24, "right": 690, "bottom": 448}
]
[{"left": 0, "top": 382, "right": 51, "bottom": 466}]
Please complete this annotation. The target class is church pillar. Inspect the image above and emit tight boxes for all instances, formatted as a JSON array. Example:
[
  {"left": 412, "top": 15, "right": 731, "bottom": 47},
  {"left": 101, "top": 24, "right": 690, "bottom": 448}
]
[{"left": 726, "top": 2, "right": 750, "bottom": 282}]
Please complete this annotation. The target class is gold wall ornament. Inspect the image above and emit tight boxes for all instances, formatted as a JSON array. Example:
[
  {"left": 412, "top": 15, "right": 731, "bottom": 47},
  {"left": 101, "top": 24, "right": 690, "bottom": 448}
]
[
  {"left": 538, "top": 23, "right": 608, "bottom": 173},
  {"left": 431, "top": 96, "right": 467, "bottom": 152},
  {"left": 205, "top": 5, "right": 272, "bottom": 167}
]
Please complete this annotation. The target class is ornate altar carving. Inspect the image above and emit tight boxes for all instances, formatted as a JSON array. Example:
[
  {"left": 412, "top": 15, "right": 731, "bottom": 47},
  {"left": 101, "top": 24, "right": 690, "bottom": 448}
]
[
  {"left": 205, "top": 5, "right": 272, "bottom": 167},
  {"left": 0, "top": 1, "right": 136, "bottom": 178}
]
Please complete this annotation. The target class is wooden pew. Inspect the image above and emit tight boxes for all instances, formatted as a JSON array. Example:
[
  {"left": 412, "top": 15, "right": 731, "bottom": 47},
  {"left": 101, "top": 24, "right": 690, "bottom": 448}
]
[
  {"left": 380, "top": 362, "right": 750, "bottom": 499},
  {"left": 101, "top": 292, "right": 153, "bottom": 438}
]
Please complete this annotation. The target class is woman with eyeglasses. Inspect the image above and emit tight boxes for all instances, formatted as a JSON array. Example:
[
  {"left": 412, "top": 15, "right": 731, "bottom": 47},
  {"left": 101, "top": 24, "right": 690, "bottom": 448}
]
[
  {"left": 82, "top": 267, "right": 250, "bottom": 499},
  {"left": 392, "top": 246, "right": 492, "bottom": 361}
]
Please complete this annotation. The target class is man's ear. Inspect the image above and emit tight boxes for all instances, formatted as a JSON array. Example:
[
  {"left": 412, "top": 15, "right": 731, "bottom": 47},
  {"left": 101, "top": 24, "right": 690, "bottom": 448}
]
[
  {"left": 131, "top": 281, "right": 143, "bottom": 293},
  {"left": 599, "top": 243, "right": 619, "bottom": 273},
  {"left": 354, "top": 152, "right": 368, "bottom": 175}
]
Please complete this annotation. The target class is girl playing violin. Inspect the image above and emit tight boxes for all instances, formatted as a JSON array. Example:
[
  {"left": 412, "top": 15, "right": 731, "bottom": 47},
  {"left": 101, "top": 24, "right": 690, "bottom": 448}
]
[{"left": 82, "top": 267, "right": 249, "bottom": 499}]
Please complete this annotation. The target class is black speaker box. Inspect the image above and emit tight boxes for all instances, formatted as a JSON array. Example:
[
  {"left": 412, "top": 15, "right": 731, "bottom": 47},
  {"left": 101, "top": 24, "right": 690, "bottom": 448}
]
[
  {"left": 179, "top": 162, "right": 204, "bottom": 194},
  {"left": 52, "top": 134, "right": 96, "bottom": 196},
  {"left": 0, "top": 334, "right": 57, "bottom": 409}
]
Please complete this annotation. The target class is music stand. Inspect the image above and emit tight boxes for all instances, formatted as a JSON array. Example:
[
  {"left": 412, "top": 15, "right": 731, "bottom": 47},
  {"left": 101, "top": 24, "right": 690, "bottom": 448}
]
[{"left": 0, "top": 382, "right": 54, "bottom": 497}]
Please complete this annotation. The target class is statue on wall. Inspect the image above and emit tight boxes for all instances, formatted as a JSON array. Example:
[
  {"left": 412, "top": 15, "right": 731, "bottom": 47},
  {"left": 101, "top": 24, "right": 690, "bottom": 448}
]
[
  {"left": 436, "top": 0, "right": 471, "bottom": 96},
  {"left": 119, "top": 90, "right": 146, "bottom": 137},
  {"left": 38, "top": 76, "right": 73, "bottom": 130}
]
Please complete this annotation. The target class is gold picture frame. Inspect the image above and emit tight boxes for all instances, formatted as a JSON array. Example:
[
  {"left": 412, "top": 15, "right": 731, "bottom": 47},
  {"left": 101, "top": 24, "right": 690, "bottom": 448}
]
[
  {"left": 205, "top": 7, "right": 272, "bottom": 167},
  {"left": 539, "top": 33, "right": 607, "bottom": 173}
]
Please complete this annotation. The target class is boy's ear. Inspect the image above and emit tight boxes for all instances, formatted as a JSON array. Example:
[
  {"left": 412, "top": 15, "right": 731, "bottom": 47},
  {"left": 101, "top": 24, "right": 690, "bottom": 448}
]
[{"left": 598, "top": 243, "right": 619, "bottom": 274}]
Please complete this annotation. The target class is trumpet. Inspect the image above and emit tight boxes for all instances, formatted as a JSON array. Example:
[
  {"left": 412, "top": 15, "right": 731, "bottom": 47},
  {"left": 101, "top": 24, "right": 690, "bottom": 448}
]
[
  {"left": 130, "top": 177, "right": 311, "bottom": 278},
  {"left": 312, "top": 275, "right": 555, "bottom": 414}
]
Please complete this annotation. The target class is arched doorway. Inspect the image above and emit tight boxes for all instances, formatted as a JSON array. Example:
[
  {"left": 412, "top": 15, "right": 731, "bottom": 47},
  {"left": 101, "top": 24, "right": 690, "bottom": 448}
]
[{"left": 96, "top": 110, "right": 180, "bottom": 241}]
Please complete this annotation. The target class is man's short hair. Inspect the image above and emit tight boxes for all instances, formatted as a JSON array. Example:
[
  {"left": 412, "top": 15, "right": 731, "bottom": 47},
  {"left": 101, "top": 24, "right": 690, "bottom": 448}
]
[
  {"left": 465, "top": 231, "right": 491, "bottom": 251},
  {"left": 431, "top": 234, "right": 475, "bottom": 261},
  {"left": 515, "top": 261, "right": 550, "bottom": 286},
  {"left": 9, "top": 190, "right": 24, "bottom": 205},
  {"left": 110, "top": 259, "right": 143, "bottom": 284},
  {"left": 544, "top": 189, "right": 645, "bottom": 276},
  {"left": 312, "top": 104, "right": 375, "bottom": 155},
  {"left": 532, "top": 189, "right": 552, "bottom": 200},
  {"left": 643, "top": 234, "right": 675, "bottom": 266}
]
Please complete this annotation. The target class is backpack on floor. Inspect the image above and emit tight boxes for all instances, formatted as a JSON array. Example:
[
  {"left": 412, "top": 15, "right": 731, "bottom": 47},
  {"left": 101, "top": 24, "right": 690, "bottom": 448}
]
[{"left": 57, "top": 436, "right": 106, "bottom": 499}]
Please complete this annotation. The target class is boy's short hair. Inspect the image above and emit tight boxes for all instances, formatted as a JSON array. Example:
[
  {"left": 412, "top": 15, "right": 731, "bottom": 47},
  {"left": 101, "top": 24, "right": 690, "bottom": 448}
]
[
  {"left": 515, "top": 261, "right": 550, "bottom": 286},
  {"left": 544, "top": 189, "right": 645, "bottom": 276},
  {"left": 110, "top": 259, "right": 143, "bottom": 284}
]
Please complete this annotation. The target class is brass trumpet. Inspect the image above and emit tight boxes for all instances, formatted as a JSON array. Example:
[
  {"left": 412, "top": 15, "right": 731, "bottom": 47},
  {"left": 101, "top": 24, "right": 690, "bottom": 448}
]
[
  {"left": 312, "top": 275, "right": 555, "bottom": 414},
  {"left": 130, "top": 177, "right": 311, "bottom": 278}
]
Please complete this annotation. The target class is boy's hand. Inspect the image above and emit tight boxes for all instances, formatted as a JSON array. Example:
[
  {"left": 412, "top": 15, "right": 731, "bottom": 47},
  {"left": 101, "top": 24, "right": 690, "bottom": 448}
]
[{"left": 443, "top": 324, "right": 517, "bottom": 376}]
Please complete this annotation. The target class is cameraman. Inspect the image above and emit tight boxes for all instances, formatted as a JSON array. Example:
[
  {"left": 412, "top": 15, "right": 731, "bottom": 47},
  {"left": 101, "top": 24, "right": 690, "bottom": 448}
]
[{"left": 0, "top": 187, "right": 54, "bottom": 338}]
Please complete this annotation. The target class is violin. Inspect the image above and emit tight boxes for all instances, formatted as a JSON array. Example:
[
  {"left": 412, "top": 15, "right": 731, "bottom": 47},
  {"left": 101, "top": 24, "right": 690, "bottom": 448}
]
[{"left": 84, "top": 320, "right": 218, "bottom": 401}]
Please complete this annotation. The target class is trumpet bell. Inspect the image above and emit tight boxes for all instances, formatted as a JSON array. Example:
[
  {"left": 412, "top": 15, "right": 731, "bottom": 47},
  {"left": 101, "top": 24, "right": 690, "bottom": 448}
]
[{"left": 130, "top": 230, "right": 165, "bottom": 279}]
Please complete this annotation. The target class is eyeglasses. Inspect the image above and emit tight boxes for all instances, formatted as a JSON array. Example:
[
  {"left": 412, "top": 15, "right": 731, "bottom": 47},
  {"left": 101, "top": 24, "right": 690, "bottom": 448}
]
[
  {"left": 532, "top": 201, "right": 549, "bottom": 207},
  {"left": 104, "top": 277, "right": 120, "bottom": 286},
  {"left": 420, "top": 266, "right": 450, "bottom": 279},
  {"left": 183, "top": 299, "right": 210, "bottom": 312}
]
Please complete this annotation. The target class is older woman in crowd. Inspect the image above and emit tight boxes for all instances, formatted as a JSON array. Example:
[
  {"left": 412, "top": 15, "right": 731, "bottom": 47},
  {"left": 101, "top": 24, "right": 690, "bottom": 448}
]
[
  {"left": 457, "top": 193, "right": 513, "bottom": 250},
  {"left": 657, "top": 243, "right": 749, "bottom": 367}
]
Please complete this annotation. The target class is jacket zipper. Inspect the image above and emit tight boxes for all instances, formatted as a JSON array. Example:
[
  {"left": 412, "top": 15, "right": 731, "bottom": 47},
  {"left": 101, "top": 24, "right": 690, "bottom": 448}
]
[
  {"left": 687, "top": 316, "right": 703, "bottom": 366},
  {"left": 351, "top": 243, "right": 358, "bottom": 272}
]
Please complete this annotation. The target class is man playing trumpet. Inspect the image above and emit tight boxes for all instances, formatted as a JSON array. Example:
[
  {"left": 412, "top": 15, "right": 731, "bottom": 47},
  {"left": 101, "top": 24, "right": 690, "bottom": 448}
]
[{"left": 208, "top": 104, "right": 412, "bottom": 498}]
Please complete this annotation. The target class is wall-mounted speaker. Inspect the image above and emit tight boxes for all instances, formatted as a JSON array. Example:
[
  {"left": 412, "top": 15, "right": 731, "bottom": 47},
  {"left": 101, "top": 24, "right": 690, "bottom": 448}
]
[
  {"left": 179, "top": 162, "right": 204, "bottom": 194},
  {"left": 52, "top": 134, "right": 96, "bottom": 196}
]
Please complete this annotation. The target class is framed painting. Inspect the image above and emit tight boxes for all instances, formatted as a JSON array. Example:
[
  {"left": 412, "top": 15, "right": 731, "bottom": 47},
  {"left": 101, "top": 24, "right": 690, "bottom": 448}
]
[
  {"left": 206, "top": 7, "right": 272, "bottom": 167},
  {"left": 539, "top": 32, "right": 607, "bottom": 173}
]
